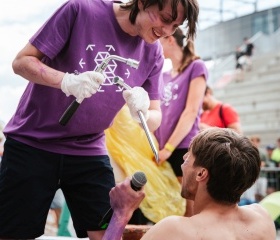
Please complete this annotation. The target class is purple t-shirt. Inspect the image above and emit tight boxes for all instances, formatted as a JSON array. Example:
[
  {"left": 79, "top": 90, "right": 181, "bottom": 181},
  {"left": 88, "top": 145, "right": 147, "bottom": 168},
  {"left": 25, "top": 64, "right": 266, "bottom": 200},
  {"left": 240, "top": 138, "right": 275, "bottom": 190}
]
[
  {"left": 4, "top": 0, "right": 164, "bottom": 156},
  {"left": 154, "top": 59, "right": 208, "bottom": 149}
]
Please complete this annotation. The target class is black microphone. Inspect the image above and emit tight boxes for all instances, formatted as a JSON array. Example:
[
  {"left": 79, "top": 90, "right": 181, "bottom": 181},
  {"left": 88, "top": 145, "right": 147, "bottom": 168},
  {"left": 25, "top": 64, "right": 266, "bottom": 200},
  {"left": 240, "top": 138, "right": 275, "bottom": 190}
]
[{"left": 98, "top": 171, "right": 147, "bottom": 229}]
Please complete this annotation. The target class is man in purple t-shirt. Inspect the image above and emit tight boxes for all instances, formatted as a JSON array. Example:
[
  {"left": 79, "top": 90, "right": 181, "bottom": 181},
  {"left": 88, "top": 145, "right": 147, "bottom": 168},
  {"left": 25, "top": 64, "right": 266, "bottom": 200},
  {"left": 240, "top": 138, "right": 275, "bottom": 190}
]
[{"left": 0, "top": 0, "right": 199, "bottom": 239}]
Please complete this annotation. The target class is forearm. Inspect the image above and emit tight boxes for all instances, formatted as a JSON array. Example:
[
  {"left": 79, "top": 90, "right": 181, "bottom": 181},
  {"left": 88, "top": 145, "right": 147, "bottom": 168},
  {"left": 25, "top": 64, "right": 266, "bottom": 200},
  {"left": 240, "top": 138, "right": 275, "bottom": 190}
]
[
  {"left": 228, "top": 123, "right": 242, "bottom": 134},
  {"left": 103, "top": 177, "right": 146, "bottom": 240},
  {"left": 13, "top": 56, "right": 64, "bottom": 88},
  {"left": 145, "top": 100, "right": 161, "bottom": 132},
  {"left": 102, "top": 212, "right": 130, "bottom": 240},
  {"left": 165, "top": 110, "right": 197, "bottom": 148},
  {"left": 146, "top": 109, "right": 162, "bottom": 132}
]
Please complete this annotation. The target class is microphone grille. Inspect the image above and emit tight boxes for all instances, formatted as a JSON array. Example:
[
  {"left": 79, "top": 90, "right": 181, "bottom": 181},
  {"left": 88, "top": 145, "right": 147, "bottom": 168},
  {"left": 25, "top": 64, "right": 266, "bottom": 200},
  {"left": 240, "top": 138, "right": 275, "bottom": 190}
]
[{"left": 131, "top": 171, "right": 147, "bottom": 188}]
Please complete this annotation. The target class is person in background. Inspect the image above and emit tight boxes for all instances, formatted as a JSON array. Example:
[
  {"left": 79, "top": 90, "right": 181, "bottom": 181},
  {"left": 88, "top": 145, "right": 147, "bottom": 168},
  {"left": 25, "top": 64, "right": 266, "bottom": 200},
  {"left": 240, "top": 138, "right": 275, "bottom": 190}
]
[
  {"left": 50, "top": 189, "right": 65, "bottom": 230},
  {"left": 102, "top": 128, "right": 276, "bottom": 240},
  {"left": 200, "top": 86, "right": 242, "bottom": 134},
  {"left": 266, "top": 144, "right": 276, "bottom": 166},
  {"left": 271, "top": 138, "right": 280, "bottom": 167},
  {"left": 270, "top": 138, "right": 280, "bottom": 194},
  {"left": 234, "top": 45, "right": 245, "bottom": 81},
  {"left": 154, "top": 28, "right": 208, "bottom": 216},
  {"left": 265, "top": 144, "right": 277, "bottom": 195},
  {"left": 250, "top": 135, "right": 268, "bottom": 167},
  {"left": 0, "top": 0, "right": 199, "bottom": 239},
  {"left": 249, "top": 135, "right": 268, "bottom": 202},
  {"left": 243, "top": 37, "right": 254, "bottom": 71}
]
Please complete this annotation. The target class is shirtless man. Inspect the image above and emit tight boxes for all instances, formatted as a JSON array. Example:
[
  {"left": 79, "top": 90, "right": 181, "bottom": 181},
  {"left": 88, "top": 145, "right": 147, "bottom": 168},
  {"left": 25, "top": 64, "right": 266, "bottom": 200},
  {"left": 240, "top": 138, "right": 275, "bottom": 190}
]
[{"left": 102, "top": 128, "right": 276, "bottom": 240}]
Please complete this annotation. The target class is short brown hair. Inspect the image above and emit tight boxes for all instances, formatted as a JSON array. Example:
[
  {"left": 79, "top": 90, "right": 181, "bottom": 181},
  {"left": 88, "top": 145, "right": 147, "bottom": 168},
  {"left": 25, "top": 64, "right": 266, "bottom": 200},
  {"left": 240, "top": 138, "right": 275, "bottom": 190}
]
[{"left": 190, "top": 128, "right": 260, "bottom": 204}]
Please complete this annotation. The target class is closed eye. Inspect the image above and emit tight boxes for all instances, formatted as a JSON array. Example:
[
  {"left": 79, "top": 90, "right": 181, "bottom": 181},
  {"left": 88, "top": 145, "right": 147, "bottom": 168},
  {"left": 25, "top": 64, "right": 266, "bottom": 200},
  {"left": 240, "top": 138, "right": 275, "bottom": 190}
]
[{"left": 161, "top": 16, "right": 173, "bottom": 24}]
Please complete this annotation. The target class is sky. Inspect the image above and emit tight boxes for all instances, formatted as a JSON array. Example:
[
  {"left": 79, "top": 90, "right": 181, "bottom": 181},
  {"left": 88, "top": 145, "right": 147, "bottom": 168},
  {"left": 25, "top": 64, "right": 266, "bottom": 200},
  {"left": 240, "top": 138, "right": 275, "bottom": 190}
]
[{"left": 0, "top": 0, "right": 279, "bottom": 125}]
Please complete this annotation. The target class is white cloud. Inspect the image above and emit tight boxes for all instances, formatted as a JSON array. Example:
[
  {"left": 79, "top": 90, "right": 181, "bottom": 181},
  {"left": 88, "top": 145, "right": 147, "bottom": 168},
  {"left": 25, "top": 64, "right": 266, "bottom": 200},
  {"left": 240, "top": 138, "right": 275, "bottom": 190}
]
[{"left": 0, "top": 0, "right": 67, "bottom": 124}]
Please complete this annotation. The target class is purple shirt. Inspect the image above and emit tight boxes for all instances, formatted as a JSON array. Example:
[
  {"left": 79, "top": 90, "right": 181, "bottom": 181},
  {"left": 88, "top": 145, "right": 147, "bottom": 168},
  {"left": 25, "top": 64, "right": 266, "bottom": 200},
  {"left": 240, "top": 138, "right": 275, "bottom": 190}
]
[
  {"left": 4, "top": 0, "right": 164, "bottom": 156},
  {"left": 154, "top": 59, "right": 208, "bottom": 149}
]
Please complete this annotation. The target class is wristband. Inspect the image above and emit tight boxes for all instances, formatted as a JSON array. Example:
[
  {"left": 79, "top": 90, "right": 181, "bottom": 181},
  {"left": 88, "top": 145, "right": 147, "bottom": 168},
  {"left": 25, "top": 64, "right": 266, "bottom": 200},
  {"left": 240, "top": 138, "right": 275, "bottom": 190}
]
[{"left": 164, "top": 143, "right": 175, "bottom": 152}]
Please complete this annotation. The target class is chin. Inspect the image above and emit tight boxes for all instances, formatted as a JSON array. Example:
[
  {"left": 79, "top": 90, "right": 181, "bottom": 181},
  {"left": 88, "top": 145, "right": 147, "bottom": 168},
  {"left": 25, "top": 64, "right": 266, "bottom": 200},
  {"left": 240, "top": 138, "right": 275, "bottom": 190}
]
[
  {"left": 145, "top": 38, "right": 158, "bottom": 44},
  {"left": 142, "top": 33, "right": 159, "bottom": 44}
]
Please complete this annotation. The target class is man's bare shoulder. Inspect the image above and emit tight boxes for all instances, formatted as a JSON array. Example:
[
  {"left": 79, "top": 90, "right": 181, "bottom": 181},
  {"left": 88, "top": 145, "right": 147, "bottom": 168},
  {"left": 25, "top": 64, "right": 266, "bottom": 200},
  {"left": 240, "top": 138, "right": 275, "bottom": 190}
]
[
  {"left": 239, "top": 203, "right": 276, "bottom": 239},
  {"left": 141, "top": 204, "right": 276, "bottom": 240},
  {"left": 141, "top": 215, "right": 196, "bottom": 240},
  {"left": 241, "top": 203, "right": 272, "bottom": 218}
]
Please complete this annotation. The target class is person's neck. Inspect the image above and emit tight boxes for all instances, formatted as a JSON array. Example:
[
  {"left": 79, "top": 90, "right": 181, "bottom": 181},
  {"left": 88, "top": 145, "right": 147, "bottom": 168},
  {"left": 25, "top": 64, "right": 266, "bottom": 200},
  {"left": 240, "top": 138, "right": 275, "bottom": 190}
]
[
  {"left": 193, "top": 189, "right": 238, "bottom": 215},
  {"left": 170, "top": 51, "right": 183, "bottom": 77},
  {"left": 192, "top": 186, "right": 212, "bottom": 214},
  {"left": 208, "top": 99, "right": 221, "bottom": 111},
  {"left": 113, "top": 3, "right": 137, "bottom": 36}
]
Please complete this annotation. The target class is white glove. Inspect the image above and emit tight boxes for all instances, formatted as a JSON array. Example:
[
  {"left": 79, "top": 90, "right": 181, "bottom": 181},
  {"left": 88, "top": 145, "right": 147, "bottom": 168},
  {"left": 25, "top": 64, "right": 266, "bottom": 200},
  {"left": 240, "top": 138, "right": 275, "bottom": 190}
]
[
  {"left": 123, "top": 87, "right": 150, "bottom": 122},
  {"left": 61, "top": 71, "right": 105, "bottom": 103}
]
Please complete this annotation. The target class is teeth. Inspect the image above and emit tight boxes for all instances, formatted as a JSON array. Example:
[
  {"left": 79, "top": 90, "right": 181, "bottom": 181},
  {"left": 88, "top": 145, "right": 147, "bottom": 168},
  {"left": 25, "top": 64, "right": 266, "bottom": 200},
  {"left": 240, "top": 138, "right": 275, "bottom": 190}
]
[{"left": 153, "top": 29, "right": 161, "bottom": 37}]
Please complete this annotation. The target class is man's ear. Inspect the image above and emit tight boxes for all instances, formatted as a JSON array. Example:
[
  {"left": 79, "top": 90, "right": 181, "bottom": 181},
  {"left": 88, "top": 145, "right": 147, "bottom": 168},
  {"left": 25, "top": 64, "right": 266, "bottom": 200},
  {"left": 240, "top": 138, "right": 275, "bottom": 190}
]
[{"left": 196, "top": 168, "right": 208, "bottom": 181}]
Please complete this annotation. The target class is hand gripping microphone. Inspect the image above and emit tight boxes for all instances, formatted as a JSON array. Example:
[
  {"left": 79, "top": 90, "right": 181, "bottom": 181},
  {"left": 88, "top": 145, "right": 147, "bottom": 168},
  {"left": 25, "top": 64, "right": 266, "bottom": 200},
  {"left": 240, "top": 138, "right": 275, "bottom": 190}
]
[{"left": 98, "top": 171, "right": 147, "bottom": 229}]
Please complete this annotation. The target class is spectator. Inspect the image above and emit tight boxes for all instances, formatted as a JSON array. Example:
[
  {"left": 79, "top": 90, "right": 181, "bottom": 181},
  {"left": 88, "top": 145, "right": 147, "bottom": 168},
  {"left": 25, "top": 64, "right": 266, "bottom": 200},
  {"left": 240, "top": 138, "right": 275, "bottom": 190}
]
[
  {"left": 249, "top": 135, "right": 268, "bottom": 202},
  {"left": 50, "top": 189, "right": 65, "bottom": 229},
  {"left": 234, "top": 46, "right": 245, "bottom": 82},
  {"left": 235, "top": 46, "right": 244, "bottom": 70},
  {"left": 265, "top": 144, "right": 277, "bottom": 195},
  {"left": 266, "top": 144, "right": 277, "bottom": 167},
  {"left": 200, "top": 86, "right": 242, "bottom": 134},
  {"left": 154, "top": 28, "right": 208, "bottom": 216},
  {"left": 250, "top": 135, "right": 268, "bottom": 167},
  {"left": 270, "top": 138, "right": 280, "bottom": 193},
  {"left": 0, "top": 0, "right": 199, "bottom": 239},
  {"left": 271, "top": 138, "right": 280, "bottom": 167},
  {"left": 102, "top": 128, "right": 276, "bottom": 240},
  {"left": 243, "top": 37, "right": 254, "bottom": 71}
]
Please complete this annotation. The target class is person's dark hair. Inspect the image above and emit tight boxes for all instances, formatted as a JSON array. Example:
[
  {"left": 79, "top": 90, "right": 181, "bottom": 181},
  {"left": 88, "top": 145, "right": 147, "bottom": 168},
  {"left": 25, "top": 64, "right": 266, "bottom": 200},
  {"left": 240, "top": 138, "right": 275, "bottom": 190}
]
[
  {"left": 172, "top": 28, "right": 200, "bottom": 72},
  {"left": 204, "top": 85, "right": 212, "bottom": 95},
  {"left": 190, "top": 127, "right": 261, "bottom": 204},
  {"left": 120, "top": 0, "right": 199, "bottom": 39}
]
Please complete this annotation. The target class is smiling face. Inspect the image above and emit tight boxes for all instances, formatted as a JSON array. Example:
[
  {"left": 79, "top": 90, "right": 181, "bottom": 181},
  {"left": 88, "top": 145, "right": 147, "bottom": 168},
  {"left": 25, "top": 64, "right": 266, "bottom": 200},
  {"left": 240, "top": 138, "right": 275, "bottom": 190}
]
[{"left": 135, "top": 0, "right": 186, "bottom": 43}]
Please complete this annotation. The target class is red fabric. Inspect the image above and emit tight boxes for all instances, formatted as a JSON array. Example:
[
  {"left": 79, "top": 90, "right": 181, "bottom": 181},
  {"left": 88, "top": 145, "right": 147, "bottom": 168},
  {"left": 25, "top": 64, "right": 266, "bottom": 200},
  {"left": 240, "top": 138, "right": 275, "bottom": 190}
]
[{"left": 200, "top": 103, "right": 239, "bottom": 128}]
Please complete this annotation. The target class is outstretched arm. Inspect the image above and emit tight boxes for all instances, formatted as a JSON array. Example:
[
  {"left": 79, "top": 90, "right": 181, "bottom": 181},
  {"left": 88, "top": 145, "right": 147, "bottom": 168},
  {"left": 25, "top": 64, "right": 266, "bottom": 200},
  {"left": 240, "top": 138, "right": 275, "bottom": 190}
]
[{"left": 102, "top": 177, "right": 145, "bottom": 240}]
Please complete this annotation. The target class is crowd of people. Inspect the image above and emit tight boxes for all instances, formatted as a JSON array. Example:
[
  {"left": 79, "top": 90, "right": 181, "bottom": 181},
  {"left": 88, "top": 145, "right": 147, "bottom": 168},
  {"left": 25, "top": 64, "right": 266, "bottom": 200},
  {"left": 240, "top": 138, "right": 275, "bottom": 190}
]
[{"left": 0, "top": 0, "right": 278, "bottom": 239}]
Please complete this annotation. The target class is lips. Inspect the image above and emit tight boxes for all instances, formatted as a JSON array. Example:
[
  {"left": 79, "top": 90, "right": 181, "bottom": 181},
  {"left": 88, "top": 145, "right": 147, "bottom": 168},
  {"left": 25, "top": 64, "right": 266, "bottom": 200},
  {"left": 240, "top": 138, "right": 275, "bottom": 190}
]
[{"left": 152, "top": 28, "right": 162, "bottom": 38}]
